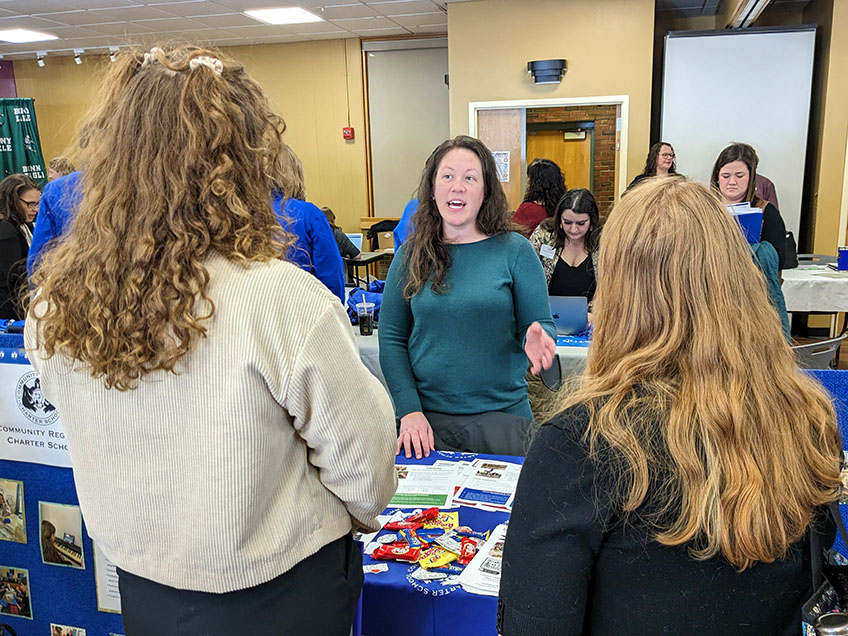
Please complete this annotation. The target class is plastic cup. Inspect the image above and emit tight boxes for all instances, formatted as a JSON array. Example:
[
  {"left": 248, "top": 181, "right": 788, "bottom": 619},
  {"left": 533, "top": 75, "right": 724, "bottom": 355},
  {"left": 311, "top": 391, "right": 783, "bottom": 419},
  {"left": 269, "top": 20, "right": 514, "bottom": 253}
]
[{"left": 356, "top": 302, "right": 375, "bottom": 336}]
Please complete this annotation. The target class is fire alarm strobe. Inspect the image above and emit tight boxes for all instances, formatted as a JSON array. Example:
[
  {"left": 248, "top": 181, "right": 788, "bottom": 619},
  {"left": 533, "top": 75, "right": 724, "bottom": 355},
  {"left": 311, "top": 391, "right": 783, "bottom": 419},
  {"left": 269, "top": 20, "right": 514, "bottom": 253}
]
[{"left": 343, "top": 127, "right": 355, "bottom": 140}]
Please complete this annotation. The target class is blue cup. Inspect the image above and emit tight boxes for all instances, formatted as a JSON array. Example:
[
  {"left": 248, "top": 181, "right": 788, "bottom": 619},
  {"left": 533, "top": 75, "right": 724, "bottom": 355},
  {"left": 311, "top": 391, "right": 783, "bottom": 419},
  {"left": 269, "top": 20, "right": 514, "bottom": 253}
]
[{"left": 839, "top": 247, "right": 848, "bottom": 271}]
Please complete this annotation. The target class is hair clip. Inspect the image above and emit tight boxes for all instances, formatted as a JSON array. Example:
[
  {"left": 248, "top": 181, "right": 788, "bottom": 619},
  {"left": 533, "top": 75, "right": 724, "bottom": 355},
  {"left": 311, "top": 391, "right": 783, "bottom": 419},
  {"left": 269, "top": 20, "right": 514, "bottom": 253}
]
[
  {"left": 189, "top": 55, "right": 223, "bottom": 76},
  {"left": 142, "top": 47, "right": 162, "bottom": 68}
]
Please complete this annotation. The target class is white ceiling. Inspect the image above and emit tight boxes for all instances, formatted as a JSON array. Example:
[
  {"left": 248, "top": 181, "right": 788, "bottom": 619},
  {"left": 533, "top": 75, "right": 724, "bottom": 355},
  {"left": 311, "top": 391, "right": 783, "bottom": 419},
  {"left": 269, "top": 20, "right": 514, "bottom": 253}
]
[{"left": 0, "top": 0, "right": 472, "bottom": 59}]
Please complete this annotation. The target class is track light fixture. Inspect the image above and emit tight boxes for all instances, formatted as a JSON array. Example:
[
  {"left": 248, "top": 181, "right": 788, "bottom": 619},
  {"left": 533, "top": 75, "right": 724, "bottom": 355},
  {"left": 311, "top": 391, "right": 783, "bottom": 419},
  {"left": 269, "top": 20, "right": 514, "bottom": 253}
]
[
  {"left": 109, "top": 46, "right": 118, "bottom": 63},
  {"left": 73, "top": 49, "right": 83, "bottom": 65},
  {"left": 36, "top": 51, "right": 46, "bottom": 67}
]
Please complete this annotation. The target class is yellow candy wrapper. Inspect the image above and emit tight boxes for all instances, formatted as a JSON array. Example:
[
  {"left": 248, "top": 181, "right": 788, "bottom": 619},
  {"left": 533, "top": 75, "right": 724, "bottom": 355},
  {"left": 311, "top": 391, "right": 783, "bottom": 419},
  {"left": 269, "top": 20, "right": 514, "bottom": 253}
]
[
  {"left": 417, "top": 545, "right": 459, "bottom": 569},
  {"left": 421, "top": 511, "right": 459, "bottom": 532}
]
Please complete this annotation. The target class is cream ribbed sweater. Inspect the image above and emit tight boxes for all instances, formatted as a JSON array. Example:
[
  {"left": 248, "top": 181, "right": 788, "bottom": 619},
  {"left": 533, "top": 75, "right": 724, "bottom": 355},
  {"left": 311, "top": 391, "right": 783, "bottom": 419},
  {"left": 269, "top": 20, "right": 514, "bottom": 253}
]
[{"left": 25, "top": 253, "right": 398, "bottom": 593}]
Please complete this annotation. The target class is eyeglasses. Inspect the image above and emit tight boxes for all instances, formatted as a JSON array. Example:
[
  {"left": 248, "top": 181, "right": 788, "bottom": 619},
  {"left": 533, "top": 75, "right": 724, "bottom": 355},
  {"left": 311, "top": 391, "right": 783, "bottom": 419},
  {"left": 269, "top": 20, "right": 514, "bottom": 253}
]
[
  {"left": 19, "top": 198, "right": 39, "bottom": 210},
  {"left": 660, "top": 153, "right": 675, "bottom": 159}
]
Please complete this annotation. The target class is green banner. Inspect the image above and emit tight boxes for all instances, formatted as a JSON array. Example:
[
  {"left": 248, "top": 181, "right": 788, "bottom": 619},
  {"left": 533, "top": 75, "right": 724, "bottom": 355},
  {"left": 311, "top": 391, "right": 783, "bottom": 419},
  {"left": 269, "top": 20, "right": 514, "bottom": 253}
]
[{"left": 0, "top": 98, "right": 46, "bottom": 187}]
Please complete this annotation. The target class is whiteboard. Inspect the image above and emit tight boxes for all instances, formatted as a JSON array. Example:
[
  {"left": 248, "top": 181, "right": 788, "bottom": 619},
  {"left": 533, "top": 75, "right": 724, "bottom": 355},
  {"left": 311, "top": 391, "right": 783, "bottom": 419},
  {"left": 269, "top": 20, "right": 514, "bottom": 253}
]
[{"left": 661, "top": 28, "right": 816, "bottom": 237}]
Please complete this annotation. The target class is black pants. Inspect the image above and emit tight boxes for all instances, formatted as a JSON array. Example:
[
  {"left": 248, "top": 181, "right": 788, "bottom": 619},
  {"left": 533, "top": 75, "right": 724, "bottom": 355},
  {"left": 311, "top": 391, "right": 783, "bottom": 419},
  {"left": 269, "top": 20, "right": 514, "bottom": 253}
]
[
  {"left": 117, "top": 534, "right": 362, "bottom": 636},
  {"left": 424, "top": 410, "right": 532, "bottom": 456}
]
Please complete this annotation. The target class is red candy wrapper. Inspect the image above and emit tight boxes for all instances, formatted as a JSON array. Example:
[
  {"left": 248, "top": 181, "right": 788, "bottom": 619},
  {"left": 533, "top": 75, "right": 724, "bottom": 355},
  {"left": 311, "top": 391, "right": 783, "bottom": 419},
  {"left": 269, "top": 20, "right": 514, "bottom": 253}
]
[
  {"left": 458, "top": 537, "right": 481, "bottom": 565},
  {"left": 384, "top": 519, "right": 422, "bottom": 531},
  {"left": 372, "top": 543, "right": 422, "bottom": 562},
  {"left": 406, "top": 507, "right": 440, "bottom": 523}
]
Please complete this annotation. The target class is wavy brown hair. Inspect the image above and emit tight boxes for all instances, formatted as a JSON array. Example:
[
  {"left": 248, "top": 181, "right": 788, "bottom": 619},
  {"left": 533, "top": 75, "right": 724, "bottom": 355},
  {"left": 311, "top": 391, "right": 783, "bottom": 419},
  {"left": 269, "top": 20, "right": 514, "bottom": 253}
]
[
  {"left": 403, "top": 136, "right": 511, "bottom": 299},
  {"left": 30, "top": 44, "right": 293, "bottom": 390},
  {"left": 269, "top": 143, "right": 305, "bottom": 200},
  {"left": 640, "top": 141, "right": 677, "bottom": 177},
  {"left": 522, "top": 158, "right": 566, "bottom": 217},
  {"left": 551, "top": 187, "right": 600, "bottom": 253},
  {"left": 0, "top": 174, "right": 38, "bottom": 226},
  {"left": 557, "top": 177, "right": 841, "bottom": 570}
]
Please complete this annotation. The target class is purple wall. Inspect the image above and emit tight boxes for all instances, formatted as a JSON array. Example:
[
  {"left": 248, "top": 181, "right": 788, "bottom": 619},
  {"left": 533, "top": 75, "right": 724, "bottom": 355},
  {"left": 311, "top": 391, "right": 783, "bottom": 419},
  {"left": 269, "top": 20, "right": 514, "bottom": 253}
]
[{"left": 0, "top": 60, "right": 17, "bottom": 98}]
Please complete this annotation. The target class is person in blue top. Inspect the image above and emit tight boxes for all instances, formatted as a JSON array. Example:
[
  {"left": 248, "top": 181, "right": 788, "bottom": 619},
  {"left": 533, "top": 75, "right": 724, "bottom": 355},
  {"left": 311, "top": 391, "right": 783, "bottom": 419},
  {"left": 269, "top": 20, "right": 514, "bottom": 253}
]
[
  {"left": 27, "top": 170, "right": 82, "bottom": 278},
  {"left": 379, "top": 136, "right": 557, "bottom": 459},
  {"left": 270, "top": 145, "right": 345, "bottom": 303},
  {"left": 393, "top": 197, "right": 417, "bottom": 250}
]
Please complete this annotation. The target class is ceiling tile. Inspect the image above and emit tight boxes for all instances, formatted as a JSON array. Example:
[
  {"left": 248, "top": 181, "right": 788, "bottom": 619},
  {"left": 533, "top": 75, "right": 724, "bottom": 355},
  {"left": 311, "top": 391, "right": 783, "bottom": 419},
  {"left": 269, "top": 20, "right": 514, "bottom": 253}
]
[
  {"left": 217, "top": 23, "right": 301, "bottom": 37},
  {"left": 15, "top": 0, "right": 78, "bottom": 12},
  {"left": 389, "top": 11, "right": 447, "bottom": 26},
  {"left": 0, "top": 15, "right": 66, "bottom": 28},
  {"left": 88, "top": 6, "right": 176, "bottom": 21},
  {"left": 130, "top": 17, "right": 195, "bottom": 30},
  {"left": 192, "top": 13, "right": 260, "bottom": 28},
  {"left": 367, "top": 0, "right": 442, "bottom": 15},
  {"left": 210, "top": 0, "right": 311, "bottom": 9},
  {"left": 149, "top": 1, "right": 232, "bottom": 17},
  {"left": 330, "top": 15, "right": 400, "bottom": 29},
  {"left": 39, "top": 10, "right": 123, "bottom": 26},
  {"left": 318, "top": 4, "right": 380, "bottom": 20},
  {"left": 288, "top": 20, "right": 346, "bottom": 34},
  {"left": 41, "top": 25, "right": 105, "bottom": 37},
  {"left": 405, "top": 23, "right": 446, "bottom": 33},
  {"left": 42, "top": 0, "right": 142, "bottom": 9},
  {"left": 350, "top": 25, "right": 409, "bottom": 35},
  {"left": 85, "top": 20, "right": 158, "bottom": 34}
]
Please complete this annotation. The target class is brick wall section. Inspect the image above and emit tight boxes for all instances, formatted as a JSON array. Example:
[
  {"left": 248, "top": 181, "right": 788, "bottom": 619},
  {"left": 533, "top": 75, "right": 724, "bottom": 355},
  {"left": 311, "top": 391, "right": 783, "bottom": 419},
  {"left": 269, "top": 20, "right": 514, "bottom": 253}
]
[{"left": 526, "top": 105, "right": 618, "bottom": 213}]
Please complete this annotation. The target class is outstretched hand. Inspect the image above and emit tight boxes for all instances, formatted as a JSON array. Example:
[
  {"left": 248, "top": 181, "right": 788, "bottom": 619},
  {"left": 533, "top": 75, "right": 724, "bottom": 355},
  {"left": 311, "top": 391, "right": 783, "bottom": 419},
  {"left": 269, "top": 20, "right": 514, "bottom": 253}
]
[{"left": 525, "top": 321, "right": 556, "bottom": 374}]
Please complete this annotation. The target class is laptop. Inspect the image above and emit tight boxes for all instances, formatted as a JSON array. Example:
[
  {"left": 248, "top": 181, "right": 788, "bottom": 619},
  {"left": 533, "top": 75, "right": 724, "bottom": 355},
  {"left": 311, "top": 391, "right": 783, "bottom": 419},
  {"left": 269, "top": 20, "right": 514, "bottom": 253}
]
[
  {"left": 549, "top": 296, "right": 589, "bottom": 335},
  {"left": 345, "top": 233, "right": 363, "bottom": 252}
]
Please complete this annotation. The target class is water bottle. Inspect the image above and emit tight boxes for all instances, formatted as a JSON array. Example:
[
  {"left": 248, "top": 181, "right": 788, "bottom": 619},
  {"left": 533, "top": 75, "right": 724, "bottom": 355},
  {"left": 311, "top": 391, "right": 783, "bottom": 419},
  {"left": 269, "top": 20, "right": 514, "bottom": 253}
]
[{"left": 816, "top": 612, "right": 848, "bottom": 635}]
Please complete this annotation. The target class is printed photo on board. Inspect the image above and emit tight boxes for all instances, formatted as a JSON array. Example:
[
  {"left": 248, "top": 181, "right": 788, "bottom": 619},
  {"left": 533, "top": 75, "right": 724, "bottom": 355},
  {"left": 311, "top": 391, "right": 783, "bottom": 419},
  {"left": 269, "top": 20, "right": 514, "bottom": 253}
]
[
  {"left": 0, "top": 479, "right": 25, "bottom": 544},
  {"left": 51, "top": 624, "right": 87, "bottom": 636},
  {"left": 0, "top": 566, "right": 31, "bottom": 619},
  {"left": 39, "top": 502, "right": 84, "bottom": 569}
]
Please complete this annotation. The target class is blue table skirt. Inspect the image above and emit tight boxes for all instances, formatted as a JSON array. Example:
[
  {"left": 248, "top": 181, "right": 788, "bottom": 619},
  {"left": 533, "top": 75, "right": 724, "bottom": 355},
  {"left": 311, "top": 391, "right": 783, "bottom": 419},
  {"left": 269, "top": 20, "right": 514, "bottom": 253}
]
[{"left": 362, "top": 451, "right": 521, "bottom": 636}]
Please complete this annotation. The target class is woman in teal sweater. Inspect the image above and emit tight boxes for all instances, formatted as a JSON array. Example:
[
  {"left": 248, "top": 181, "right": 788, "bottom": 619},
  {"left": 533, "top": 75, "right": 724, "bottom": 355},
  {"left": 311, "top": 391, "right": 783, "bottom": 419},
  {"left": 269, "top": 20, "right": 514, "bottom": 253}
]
[{"left": 379, "top": 136, "right": 557, "bottom": 459}]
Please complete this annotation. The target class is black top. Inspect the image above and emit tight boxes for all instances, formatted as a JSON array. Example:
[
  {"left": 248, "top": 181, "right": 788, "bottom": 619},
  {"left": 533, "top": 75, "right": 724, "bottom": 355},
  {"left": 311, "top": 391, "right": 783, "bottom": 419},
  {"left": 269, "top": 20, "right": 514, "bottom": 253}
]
[
  {"left": 332, "top": 226, "right": 360, "bottom": 259},
  {"left": 0, "top": 219, "right": 30, "bottom": 320},
  {"left": 548, "top": 255, "right": 595, "bottom": 300},
  {"left": 760, "top": 202, "right": 787, "bottom": 270},
  {"left": 498, "top": 404, "right": 831, "bottom": 636}
]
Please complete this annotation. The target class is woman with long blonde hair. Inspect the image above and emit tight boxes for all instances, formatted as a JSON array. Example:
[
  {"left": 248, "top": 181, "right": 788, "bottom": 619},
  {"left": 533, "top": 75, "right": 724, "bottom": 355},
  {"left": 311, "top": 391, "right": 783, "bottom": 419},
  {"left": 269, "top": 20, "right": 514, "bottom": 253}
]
[
  {"left": 498, "top": 177, "right": 842, "bottom": 636},
  {"left": 25, "top": 44, "right": 396, "bottom": 636}
]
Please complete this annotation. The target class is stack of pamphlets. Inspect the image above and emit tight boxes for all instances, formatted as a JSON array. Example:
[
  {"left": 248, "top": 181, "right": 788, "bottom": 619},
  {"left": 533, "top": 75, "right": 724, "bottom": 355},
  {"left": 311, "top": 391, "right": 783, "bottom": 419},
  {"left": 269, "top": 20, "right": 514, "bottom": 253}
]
[{"left": 457, "top": 522, "right": 508, "bottom": 596}]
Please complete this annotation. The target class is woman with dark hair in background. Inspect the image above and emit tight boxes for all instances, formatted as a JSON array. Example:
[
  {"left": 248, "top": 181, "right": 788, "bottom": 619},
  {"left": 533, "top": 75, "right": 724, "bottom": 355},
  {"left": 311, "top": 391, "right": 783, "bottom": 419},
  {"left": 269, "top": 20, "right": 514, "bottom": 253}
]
[
  {"left": 379, "top": 136, "right": 556, "bottom": 459},
  {"left": 321, "top": 206, "right": 360, "bottom": 259},
  {"left": 0, "top": 173, "right": 39, "bottom": 319},
  {"left": 711, "top": 141, "right": 787, "bottom": 269},
  {"left": 512, "top": 158, "right": 567, "bottom": 237},
  {"left": 499, "top": 177, "right": 841, "bottom": 636},
  {"left": 26, "top": 44, "right": 396, "bottom": 636},
  {"left": 627, "top": 141, "right": 677, "bottom": 190},
  {"left": 529, "top": 187, "right": 600, "bottom": 305}
]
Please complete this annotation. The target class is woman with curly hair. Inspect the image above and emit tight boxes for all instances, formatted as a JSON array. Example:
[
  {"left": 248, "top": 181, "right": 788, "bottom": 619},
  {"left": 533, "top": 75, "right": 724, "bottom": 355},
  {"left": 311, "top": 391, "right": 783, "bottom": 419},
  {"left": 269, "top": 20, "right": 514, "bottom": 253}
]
[
  {"left": 499, "top": 177, "right": 842, "bottom": 635},
  {"left": 0, "top": 173, "right": 38, "bottom": 319},
  {"left": 379, "top": 136, "right": 556, "bottom": 459},
  {"left": 25, "top": 45, "right": 396, "bottom": 636},
  {"left": 512, "top": 158, "right": 567, "bottom": 237}
]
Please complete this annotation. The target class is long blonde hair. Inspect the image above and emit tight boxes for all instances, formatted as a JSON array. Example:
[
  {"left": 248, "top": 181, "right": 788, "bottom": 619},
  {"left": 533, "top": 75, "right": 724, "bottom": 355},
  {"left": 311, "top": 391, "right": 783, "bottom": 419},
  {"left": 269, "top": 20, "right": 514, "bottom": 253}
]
[
  {"left": 560, "top": 177, "right": 841, "bottom": 569},
  {"left": 31, "top": 45, "right": 293, "bottom": 390}
]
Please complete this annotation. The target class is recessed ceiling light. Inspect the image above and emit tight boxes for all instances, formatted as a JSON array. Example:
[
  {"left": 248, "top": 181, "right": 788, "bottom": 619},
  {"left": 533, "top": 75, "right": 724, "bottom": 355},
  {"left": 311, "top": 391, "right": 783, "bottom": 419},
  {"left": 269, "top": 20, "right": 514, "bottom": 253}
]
[
  {"left": 244, "top": 7, "right": 324, "bottom": 25},
  {"left": 0, "top": 29, "right": 58, "bottom": 44}
]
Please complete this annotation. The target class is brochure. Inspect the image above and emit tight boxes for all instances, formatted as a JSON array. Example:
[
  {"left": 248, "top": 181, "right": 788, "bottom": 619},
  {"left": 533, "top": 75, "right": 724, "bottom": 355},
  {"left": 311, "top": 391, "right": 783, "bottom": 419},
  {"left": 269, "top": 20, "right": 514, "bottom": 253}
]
[{"left": 388, "top": 463, "right": 457, "bottom": 508}]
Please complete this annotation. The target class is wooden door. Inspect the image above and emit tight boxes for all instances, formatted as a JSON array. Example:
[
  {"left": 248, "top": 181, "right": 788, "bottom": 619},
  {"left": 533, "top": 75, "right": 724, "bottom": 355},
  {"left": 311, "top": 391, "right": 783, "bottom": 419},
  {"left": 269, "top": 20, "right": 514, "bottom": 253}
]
[
  {"left": 476, "top": 109, "right": 524, "bottom": 211},
  {"left": 526, "top": 130, "right": 592, "bottom": 191}
]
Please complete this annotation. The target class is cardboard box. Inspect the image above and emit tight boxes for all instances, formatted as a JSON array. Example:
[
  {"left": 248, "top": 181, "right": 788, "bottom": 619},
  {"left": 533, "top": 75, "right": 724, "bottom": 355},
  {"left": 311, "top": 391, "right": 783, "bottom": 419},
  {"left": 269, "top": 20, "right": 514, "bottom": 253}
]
[{"left": 377, "top": 231, "right": 394, "bottom": 250}]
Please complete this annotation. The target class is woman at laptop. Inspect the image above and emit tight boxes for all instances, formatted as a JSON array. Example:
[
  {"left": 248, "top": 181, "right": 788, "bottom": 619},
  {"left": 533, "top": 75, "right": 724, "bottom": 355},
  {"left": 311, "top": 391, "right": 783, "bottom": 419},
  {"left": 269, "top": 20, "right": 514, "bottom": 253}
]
[
  {"left": 498, "top": 177, "right": 841, "bottom": 635},
  {"left": 529, "top": 188, "right": 600, "bottom": 306},
  {"left": 379, "top": 136, "right": 557, "bottom": 459}
]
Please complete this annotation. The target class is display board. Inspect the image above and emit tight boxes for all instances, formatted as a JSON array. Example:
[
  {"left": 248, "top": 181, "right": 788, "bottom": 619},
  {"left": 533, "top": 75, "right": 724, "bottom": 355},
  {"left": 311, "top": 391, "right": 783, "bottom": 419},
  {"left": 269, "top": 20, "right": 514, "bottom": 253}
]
[
  {"left": 0, "top": 341, "right": 123, "bottom": 636},
  {"left": 0, "top": 98, "right": 46, "bottom": 186},
  {"left": 661, "top": 27, "right": 816, "bottom": 237}
]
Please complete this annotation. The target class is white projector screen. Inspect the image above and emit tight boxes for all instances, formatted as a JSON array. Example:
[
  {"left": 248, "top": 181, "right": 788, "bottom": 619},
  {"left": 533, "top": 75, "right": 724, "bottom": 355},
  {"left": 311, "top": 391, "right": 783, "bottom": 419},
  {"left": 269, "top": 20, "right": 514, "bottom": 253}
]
[{"left": 661, "top": 27, "right": 816, "bottom": 237}]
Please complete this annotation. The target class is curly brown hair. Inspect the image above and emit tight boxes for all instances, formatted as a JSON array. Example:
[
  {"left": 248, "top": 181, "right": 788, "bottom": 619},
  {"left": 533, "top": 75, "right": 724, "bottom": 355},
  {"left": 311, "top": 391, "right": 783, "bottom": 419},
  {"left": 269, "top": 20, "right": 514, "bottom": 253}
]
[
  {"left": 30, "top": 44, "right": 293, "bottom": 390},
  {"left": 403, "top": 136, "right": 511, "bottom": 299}
]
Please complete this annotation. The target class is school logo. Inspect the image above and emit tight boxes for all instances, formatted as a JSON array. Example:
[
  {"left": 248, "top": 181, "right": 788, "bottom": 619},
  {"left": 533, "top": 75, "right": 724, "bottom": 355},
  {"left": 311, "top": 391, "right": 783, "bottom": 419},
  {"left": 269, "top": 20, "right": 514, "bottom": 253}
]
[
  {"left": 23, "top": 135, "right": 34, "bottom": 152},
  {"left": 15, "top": 371, "right": 58, "bottom": 425}
]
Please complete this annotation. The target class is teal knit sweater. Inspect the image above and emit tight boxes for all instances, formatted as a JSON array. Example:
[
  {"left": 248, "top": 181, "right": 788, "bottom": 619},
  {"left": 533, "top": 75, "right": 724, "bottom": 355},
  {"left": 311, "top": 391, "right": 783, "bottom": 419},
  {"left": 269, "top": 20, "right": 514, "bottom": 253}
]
[{"left": 378, "top": 232, "right": 556, "bottom": 421}]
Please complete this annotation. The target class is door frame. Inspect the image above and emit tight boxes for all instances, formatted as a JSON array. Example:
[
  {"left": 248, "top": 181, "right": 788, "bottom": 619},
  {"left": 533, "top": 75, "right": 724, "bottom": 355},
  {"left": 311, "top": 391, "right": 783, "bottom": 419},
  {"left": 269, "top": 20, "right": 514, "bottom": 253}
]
[{"left": 468, "top": 95, "right": 629, "bottom": 198}]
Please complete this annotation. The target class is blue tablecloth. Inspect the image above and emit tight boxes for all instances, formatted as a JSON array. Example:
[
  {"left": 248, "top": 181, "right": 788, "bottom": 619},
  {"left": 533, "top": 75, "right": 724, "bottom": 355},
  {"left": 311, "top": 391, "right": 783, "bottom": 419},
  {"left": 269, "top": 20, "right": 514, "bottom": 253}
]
[{"left": 361, "top": 451, "right": 521, "bottom": 636}]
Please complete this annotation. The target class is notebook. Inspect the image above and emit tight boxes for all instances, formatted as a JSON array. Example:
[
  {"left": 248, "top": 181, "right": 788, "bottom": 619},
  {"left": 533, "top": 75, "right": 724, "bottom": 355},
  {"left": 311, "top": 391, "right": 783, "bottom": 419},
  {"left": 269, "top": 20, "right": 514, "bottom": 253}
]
[
  {"left": 346, "top": 233, "right": 363, "bottom": 251},
  {"left": 549, "top": 296, "right": 589, "bottom": 335}
]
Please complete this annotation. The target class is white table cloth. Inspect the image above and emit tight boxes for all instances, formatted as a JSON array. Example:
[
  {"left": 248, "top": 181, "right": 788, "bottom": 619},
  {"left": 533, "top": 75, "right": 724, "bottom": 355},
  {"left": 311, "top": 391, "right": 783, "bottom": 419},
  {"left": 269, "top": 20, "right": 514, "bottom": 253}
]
[{"left": 782, "top": 265, "right": 848, "bottom": 313}]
